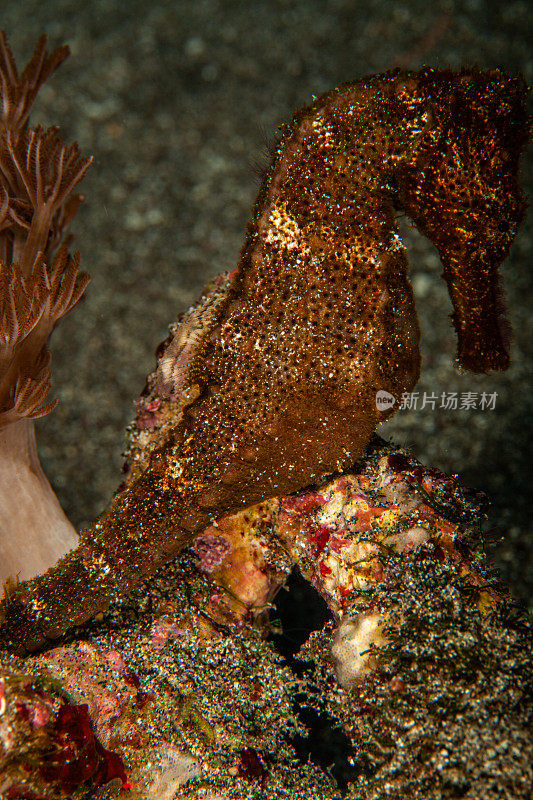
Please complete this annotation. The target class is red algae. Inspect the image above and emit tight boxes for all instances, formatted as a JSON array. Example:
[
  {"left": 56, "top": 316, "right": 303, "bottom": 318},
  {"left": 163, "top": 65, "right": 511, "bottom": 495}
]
[{"left": 39, "top": 702, "right": 128, "bottom": 792}]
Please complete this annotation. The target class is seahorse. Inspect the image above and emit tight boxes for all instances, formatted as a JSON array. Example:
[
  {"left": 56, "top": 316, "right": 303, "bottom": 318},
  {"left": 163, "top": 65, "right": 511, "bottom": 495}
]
[{"left": 0, "top": 67, "right": 528, "bottom": 654}]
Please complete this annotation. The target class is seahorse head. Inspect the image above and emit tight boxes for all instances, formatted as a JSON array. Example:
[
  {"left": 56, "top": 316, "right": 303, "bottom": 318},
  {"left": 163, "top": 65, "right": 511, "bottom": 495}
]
[{"left": 394, "top": 68, "right": 529, "bottom": 372}]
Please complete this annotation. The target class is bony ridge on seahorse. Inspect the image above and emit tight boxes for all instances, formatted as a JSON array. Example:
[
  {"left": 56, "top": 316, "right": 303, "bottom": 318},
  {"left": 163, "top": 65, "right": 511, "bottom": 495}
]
[{"left": 0, "top": 66, "right": 528, "bottom": 654}]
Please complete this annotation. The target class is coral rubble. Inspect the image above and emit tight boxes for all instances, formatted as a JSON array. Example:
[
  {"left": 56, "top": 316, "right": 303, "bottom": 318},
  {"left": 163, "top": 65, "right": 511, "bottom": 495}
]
[{"left": 1, "top": 442, "right": 531, "bottom": 798}]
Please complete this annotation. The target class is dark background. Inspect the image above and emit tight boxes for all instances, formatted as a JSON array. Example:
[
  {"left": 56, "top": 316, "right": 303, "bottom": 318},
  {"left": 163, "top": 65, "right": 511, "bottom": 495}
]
[{"left": 1, "top": 0, "right": 531, "bottom": 604}]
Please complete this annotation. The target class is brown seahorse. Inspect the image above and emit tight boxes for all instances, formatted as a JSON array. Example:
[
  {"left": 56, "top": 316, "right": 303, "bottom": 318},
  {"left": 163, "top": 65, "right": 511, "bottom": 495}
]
[{"left": 0, "top": 67, "right": 528, "bottom": 655}]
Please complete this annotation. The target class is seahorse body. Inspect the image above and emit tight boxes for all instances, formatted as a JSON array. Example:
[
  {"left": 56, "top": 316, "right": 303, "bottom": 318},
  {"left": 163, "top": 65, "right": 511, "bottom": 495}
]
[{"left": 0, "top": 67, "right": 528, "bottom": 654}]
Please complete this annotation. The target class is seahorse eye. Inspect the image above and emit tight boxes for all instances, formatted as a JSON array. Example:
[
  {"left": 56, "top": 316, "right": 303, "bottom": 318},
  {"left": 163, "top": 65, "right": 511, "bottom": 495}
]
[{"left": 497, "top": 220, "right": 510, "bottom": 233}]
